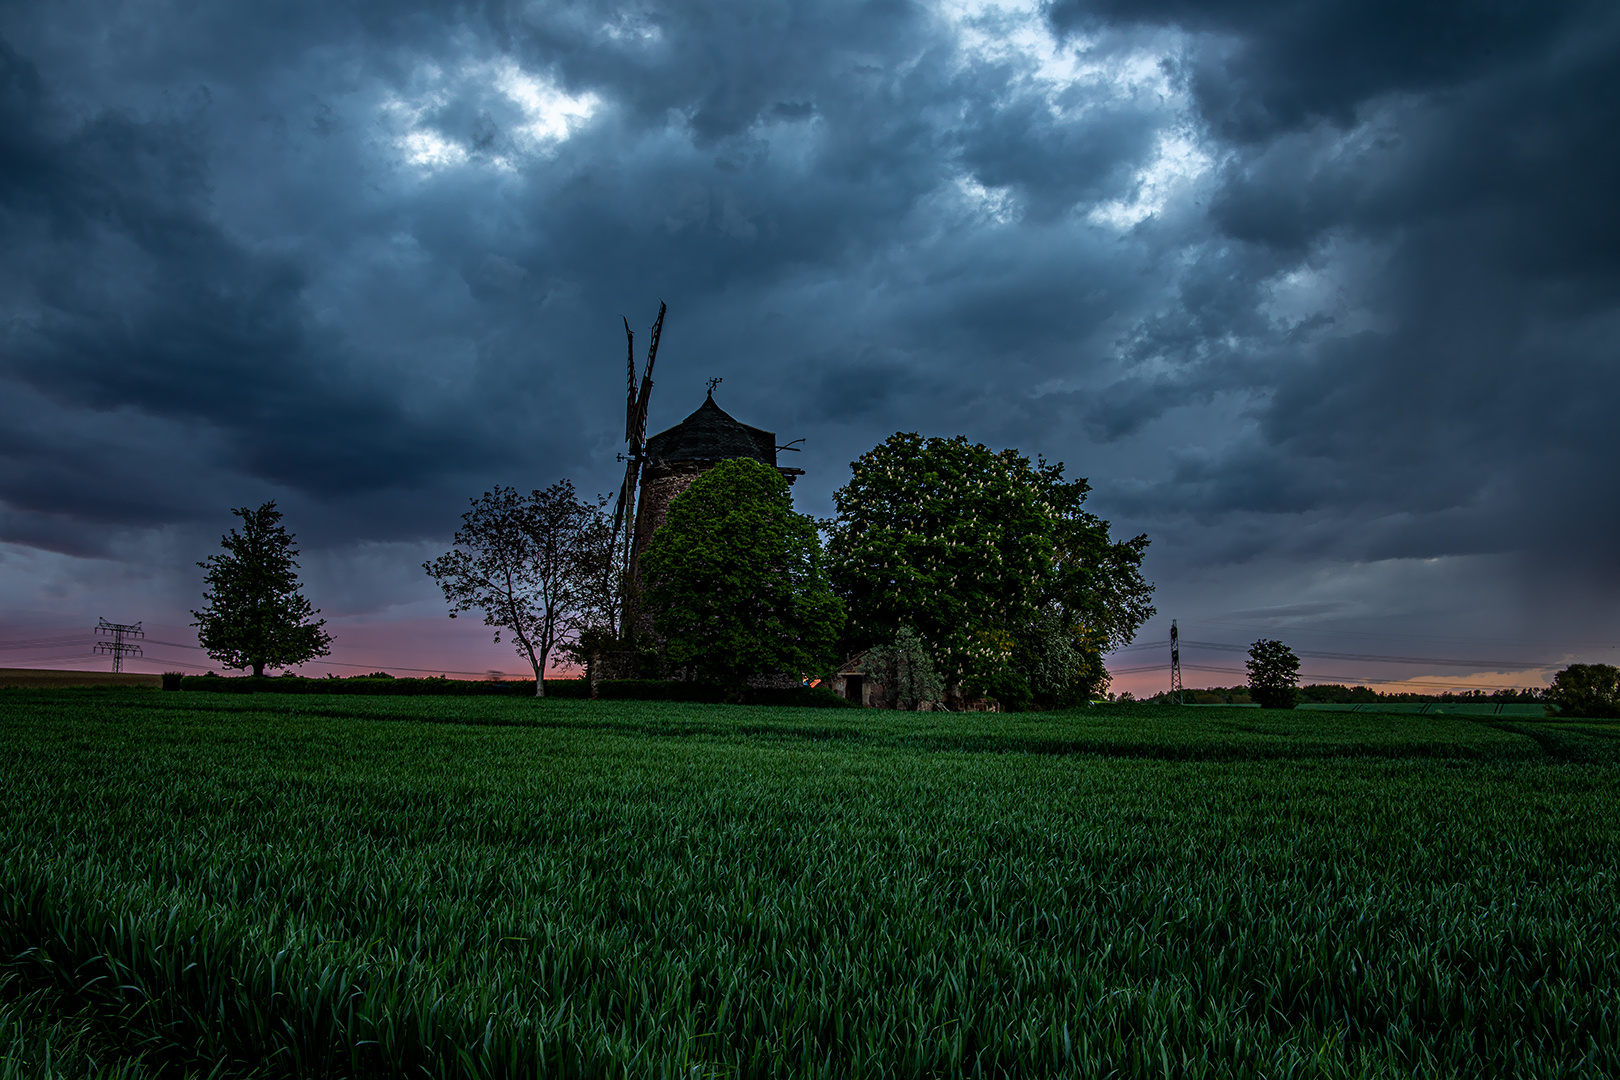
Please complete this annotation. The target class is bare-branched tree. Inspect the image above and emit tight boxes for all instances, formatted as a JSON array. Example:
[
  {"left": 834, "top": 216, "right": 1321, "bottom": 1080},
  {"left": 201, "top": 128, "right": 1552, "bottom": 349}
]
[
  {"left": 564, "top": 497, "right": 622, "bottom": 698},
  {"left": 424, "top": 483, "right": 598, "bottom": 697}
]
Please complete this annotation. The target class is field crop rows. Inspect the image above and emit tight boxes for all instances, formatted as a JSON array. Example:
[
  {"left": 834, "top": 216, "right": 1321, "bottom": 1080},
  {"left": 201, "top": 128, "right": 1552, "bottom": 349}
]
[{"left": 1, "top": 690, "right": 1617, "bottom": 1078}]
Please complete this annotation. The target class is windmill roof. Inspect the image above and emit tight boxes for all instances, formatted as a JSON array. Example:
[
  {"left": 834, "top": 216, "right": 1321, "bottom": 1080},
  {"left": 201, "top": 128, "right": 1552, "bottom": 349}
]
[{"left": 645, "top": 395, "right": 777, "bottom": 467}]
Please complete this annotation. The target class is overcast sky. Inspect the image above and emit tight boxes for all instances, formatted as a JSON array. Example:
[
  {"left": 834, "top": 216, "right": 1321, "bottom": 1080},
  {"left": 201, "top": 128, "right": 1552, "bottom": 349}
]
[{"left": 2, "top": 0, "right": 1616, "bottom": 691}]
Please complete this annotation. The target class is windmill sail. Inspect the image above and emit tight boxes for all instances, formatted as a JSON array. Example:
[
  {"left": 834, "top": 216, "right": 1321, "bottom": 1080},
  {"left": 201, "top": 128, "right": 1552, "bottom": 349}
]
[
  {"left": 642, "top": 303, "right": 665, "bottom": 388},
  {"left": 609, "top": 301, "right": 667, "bottom": 547},
  {"left": 623, "top": 317, "right": 637, "bottom": 443},
  {"left": 611, "top": 457, "right": 639, "bottom": 538}
]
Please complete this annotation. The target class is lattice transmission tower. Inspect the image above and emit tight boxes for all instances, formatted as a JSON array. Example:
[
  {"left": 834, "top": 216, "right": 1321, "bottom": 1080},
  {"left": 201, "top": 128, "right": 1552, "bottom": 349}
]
[
  {"left": 94, "top": 618, "right": 143, "bottom": 672},
  {"left": 1169, "top": 619, "right": 1183, "bottom": 704}
]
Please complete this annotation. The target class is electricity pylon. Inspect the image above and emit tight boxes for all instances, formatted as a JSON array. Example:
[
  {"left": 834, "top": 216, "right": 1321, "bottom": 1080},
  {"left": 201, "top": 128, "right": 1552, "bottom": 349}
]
[
  {"left": 94, "top": 618, "right": 143, "bottom": 672},
  {"left": 1170, "top": 619, "right": 1183, "bottom": 705}
]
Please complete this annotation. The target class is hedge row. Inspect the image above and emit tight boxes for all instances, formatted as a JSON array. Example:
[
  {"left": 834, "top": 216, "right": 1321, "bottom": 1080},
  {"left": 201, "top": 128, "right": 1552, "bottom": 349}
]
[{"left": 170, "top": 674, "right": 853, "bottom": 708}]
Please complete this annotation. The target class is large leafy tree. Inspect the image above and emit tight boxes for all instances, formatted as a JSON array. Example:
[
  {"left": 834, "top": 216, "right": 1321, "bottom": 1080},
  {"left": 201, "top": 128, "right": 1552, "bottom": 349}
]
[
  {"left": 192, "top": 501, "right": 332, "bottom": 677},
  {"left": 826, "top": 433, "right": 1154, "bottom": 703},
  {"left": 1246, "top": 639, "right": 1302, "bottom": 710},
  {"left": 641, "top": 457, "right": 844, "bottom": 691},
  {"left": 1547, "top": 663, "right": 1620, "bottom": 718},
  {"left": 424, "top": 483, "right": 598, "bottom": 697}
]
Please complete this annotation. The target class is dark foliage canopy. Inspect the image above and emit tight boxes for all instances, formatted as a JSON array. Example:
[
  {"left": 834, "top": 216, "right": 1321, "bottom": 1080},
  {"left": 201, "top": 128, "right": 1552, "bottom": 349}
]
[
  {"left": 192, "top": 502, "right": 331, "bottom": 677},
  {"left": 1246, "top": 639, "right": 1302, "bottom": 710},
  {"left": 1547, "top": 664, "right": 1620, "bottom": 719},
  {"left": 826, "top": 433, "right": 1154, "bottom": 702},
  {"left": 641, "top": 458, "right": 844, "bottom": 690}
]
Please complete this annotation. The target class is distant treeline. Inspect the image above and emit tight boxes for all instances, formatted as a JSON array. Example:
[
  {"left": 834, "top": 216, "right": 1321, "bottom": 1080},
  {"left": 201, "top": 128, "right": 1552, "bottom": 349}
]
[
  {"left": 1142, "top": 684, "right": 1549, "bottom": 706},
  {"left": 166, "top": 672, "right": 853, "bottom": 707}
]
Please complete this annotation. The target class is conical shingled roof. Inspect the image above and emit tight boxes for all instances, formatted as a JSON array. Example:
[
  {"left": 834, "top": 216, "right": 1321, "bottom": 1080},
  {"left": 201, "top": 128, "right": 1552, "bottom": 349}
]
[{"left": 644, "top": 394, "right": 777, "bottom": 467}]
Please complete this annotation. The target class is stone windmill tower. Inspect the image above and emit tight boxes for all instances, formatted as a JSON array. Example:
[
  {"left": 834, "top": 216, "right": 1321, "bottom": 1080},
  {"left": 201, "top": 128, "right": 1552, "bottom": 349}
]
[
  {"left": 629, "top": 381, "right": 803, "bottom": 570},
  {"left": 607, "top": 307, "right": 802, "bottom": 630}
]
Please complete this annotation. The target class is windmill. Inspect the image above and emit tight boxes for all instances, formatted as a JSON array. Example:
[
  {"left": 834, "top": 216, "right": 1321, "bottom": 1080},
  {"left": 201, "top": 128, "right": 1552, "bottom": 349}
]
[{"left": 610, "top": 301, "right": 667, "bottom": 615}]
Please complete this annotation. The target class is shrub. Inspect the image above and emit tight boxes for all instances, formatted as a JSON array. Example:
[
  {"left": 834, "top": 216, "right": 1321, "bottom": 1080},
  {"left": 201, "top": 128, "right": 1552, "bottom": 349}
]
[{"left": 860, "top": 627, "right": 945, "bottom": 710}]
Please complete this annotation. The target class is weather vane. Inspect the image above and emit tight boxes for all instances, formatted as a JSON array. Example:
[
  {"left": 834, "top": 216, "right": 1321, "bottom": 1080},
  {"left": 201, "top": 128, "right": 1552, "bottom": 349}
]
[{"left": 706, "top": 377, "right": 723, "bottom": 396}]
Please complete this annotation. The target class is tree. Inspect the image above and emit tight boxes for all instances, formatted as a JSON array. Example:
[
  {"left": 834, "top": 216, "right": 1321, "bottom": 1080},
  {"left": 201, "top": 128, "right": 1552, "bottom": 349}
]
[
  {"left": 1547, "top": 663, "right": 1620, "bottom": 718},
  {"left": 423, "top": 482, "right": 597, "bottom": 698},
  {"left": 859, "top": 625, "right": 945, "bottom": 710},
  {"left": 556, "top": 496, "right": 662, "bottom": 693},
  {"left": 640, "top": 457, "right": 845, "bottom": 691},
  {"left": 192, "top": 501, "right": 332, "bottom": 677},
  {"left": 825, "top": 433, "right": 1154, "bottom": 705},
  {"left": 557, "top": 496, "right": 622, "bottom": 697},
  {"left": 1012, "top": 610, "right": 1105, "bottom": 710},
  {"left": 1246, "top": 639, "right": 1301, "bottom": 709}
]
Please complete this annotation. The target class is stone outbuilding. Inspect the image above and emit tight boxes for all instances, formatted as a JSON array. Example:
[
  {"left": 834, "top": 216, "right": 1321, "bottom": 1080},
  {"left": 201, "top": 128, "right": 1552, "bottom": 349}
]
[
  {"left": 824, "top": 652, "right": 878, "bottom": 707},
  {"left": 823, "top": 651, "right": 997, "bottom": 711}
]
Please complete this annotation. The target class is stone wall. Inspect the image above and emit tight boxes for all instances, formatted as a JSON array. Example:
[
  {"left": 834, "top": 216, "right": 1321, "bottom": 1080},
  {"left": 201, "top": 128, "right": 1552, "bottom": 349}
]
[
  {"left": 631, "top": 463, "right": 704, "bottom": 576},
  {"left": 624, "top": 463, "right": 704, "bottom": 634}
]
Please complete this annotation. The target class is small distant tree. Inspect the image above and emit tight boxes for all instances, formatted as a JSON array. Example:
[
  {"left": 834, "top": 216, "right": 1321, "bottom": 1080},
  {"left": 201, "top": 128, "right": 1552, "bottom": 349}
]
[
  {"left": 641, "top": 458, "right": 845, "bottom": 692},
  {"left": 1547, "top": 663, "right": 1620, "bottom": 718},
  {"left": 192, "top": 501, "right": 332, "bottom": 677},
  {"left": 860, "top": 626, "right": 945, "bottom": 710},
  {"left": 1246, "top": 639, "right": 1301, "bottom": 709},
  {"left": 424, "top": 482, "right": 596, "bottom": 698}
]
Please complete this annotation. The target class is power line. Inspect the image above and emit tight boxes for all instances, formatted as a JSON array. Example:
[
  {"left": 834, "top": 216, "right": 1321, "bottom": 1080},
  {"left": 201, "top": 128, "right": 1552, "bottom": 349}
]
[
  {"left": 1110, "top": 636, "right": 1561, "bottom": 671},
  {"left": 298, "top": 659, "right": 530, "bottom": 677},
  {"left": 0, "top": 635, "right": 94, "bottom": 651},
  {"left": 138, "top": 636, "right": 528, "bottom": 676},
  {"left": 1109, "top": 659, "right": 1545, "bottom": 692},
  {"left": 1191, "top": 619, "right": 1619, "bottom": 651},
  {"left": 122, "top": 654, "right": 213, "bottom": 670},
  {"left": 1, "top": 653, "right": 124, "bottom": 667},
  {"left": 1179, "top": 639, "right": 1558, "bottom": 670},
  {"left": 143, "top": 638, "right": 203, "bottom": 650},
  {"left": 1113, "top": 639, "right": 1170, "bottom": 653}
]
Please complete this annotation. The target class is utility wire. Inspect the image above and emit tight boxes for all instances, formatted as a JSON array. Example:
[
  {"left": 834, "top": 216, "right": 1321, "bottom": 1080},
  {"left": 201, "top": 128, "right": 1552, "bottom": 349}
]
[
  {"left": 3, "top": 625, "right": 530, "bottom": 678},
  {"left": 1, "top": 653, "right": 115, "bottom": 666},
  {"left": 1193, "top": 619, "right": 1619, "bottom": 651},
  {"left": 0, "top": 635, "right": 94, "bottom": 651},
  {"left": 1108, "top": 660, "right": 1542, "bottom": 692},
  {"left": 1110, "top": 637, "right": 1559, "bottom": 670},
  {"left": 1180, "top": 639, "right": 1556, "bottom": 670}
]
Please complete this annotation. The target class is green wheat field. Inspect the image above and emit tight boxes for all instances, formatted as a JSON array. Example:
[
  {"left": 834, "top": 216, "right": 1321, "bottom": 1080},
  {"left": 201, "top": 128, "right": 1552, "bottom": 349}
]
[{"left": 1, "top": 690, "right": 1616, "bottom": 1078}]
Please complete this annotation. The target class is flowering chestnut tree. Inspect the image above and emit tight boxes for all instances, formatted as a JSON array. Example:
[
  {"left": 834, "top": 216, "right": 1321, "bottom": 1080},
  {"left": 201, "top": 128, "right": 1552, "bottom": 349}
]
[{"left": 825, "top": 433, "right": 1154, "bottom": 703}]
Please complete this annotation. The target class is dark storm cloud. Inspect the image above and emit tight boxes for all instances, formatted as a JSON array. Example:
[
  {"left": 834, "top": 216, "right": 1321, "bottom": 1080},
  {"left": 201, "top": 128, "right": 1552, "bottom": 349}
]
[
  {"left": 0, "top": 0, "right": 1616, "bottom": 648},
  {"left": 0, "top": 35, "right": 501, "bottom": 546},
  {"left": 1049, "top": 0, "right": 1620, "bottom": 590},
  {"left": 1053, "top": 0, "right": 1591, "bottom": 141}
]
